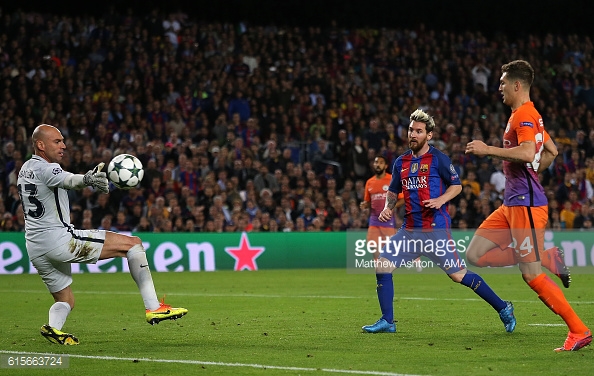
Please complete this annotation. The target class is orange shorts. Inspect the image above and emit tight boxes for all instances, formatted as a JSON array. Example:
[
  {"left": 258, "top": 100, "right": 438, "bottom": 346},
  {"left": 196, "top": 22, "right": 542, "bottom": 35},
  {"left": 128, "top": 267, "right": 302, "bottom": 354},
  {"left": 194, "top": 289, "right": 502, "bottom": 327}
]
[
  {"left": 475, "top": 205, "right": 547, "bottom": 263},
  {"left": 367, "top": 226, "right": 397, "bottom": 258}
]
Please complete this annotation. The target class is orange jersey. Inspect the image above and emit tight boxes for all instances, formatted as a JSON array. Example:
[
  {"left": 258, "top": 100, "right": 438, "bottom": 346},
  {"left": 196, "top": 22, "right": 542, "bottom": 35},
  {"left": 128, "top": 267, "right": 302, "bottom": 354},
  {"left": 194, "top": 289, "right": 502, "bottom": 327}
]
[
  {"left": 364, "top": 174, "right": 400, "bottom": 227},
  {"left": 503, "top": 101, "right": 549, "bottom": 206}
]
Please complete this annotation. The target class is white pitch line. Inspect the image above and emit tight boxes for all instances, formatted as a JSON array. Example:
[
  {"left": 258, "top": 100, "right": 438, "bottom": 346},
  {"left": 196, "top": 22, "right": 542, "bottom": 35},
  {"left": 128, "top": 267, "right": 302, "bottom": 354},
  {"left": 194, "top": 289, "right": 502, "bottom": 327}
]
[
  {"left": 527, "top": 324, "right": 566, "bottom": 327},
  {"left": 0, "top": 350, "right": 423, "bottom": 376},
  {"left": 2, "top": 289, "right": 594, "bottom": 304}
]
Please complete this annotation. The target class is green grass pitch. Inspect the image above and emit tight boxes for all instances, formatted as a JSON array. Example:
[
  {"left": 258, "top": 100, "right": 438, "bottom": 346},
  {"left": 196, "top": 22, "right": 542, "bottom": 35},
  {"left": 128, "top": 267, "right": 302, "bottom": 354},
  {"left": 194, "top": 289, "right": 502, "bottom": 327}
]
[{"left": 1, "top": 268, "right": 593, "bottom": 375}]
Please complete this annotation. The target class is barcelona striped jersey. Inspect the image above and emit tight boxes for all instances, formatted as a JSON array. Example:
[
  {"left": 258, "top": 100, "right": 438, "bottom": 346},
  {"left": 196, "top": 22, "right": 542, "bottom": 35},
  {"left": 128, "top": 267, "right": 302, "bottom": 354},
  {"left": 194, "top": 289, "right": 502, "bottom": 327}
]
[{"left": 389, "top": 146, "right": 461, "bottom": 229}]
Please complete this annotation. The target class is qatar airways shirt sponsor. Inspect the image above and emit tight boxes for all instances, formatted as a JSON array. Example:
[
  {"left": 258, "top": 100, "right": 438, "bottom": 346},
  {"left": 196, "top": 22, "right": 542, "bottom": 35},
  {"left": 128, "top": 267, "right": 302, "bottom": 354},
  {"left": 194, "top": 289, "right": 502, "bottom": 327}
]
[{"left": 401, "top": 175, "right": 428, "bottom": 190}]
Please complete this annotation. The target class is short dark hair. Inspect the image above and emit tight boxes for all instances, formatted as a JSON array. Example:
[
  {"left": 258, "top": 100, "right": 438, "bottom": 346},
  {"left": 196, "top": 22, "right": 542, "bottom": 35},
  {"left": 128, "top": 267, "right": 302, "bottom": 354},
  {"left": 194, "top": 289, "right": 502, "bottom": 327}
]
[
  {"left": 501, "top": 60, "right": 534, "bottom": 87},
  {"left": 375, "top": 155, "right": 388, "bottom": 164}
]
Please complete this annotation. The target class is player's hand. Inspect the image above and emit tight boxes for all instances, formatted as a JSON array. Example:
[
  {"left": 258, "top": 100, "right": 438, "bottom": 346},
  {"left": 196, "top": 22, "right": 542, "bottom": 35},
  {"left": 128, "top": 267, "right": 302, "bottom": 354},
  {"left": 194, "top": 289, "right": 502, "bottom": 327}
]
[
  {"left": 378, "top": 208, "right": 393, "bottom": 222},
  {"left": 360, "top": 201, "right": 370, "bottom": 210},
  {"left": 422, "top": 198, "right": 444, "bottom": 209},
  {"left": 465, "top": 140, "right": 489, "bottom": 156},
  {"left": 83, "top": 162, "right": 109, "bottom": 194}
]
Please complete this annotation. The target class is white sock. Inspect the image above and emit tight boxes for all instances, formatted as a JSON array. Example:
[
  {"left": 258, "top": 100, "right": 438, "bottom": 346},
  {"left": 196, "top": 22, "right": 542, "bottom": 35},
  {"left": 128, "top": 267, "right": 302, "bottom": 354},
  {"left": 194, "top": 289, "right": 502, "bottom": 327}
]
[
  {"left": 127, "top": 244, "right": 160, "bottom": 310},
  {"left": 49, "top": 302, "right": 71, "bottom": 330}
]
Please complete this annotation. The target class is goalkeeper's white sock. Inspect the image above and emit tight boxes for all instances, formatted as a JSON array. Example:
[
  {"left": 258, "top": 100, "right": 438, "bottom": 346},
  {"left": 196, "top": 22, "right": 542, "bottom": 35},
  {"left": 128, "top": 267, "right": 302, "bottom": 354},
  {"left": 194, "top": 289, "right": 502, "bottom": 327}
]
[
  {"left": 127, "top": 244, "right": 160, "bottom": 311},
  {"left": 49, "top": 301, "right": 71, "bottom": 330}
]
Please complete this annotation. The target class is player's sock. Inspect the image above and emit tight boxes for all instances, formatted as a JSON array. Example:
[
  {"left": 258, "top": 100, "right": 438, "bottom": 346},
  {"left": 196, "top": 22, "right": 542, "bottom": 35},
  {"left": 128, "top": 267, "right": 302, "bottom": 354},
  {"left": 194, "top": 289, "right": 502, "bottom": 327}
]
[
  {"left": 48, "top": 301, "right": 71, "bottom": 330},
  {"left": 528, "top": 273, "right": 588, "bottom": 333},
  {"left": 460, "top": 270, "right": 507, "bottom": 311},
  {"left": 475, "top": 247, "right": 517, "bottom": 267},
  {"left": 376, "top": 273, "right": 394, "bottom": 324},
  {"left": 127, "top": 244, "right": 160, "bottom": 311}
]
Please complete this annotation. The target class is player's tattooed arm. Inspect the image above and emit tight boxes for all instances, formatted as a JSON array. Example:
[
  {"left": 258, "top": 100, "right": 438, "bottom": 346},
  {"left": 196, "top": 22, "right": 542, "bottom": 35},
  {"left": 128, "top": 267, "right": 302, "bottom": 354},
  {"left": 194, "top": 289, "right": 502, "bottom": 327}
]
[
  {"left": 384, "top": 191, "right": 399, "bottom": 210},
  {"left": 379, "top": 190, "right": 399, "bottom": 222}
]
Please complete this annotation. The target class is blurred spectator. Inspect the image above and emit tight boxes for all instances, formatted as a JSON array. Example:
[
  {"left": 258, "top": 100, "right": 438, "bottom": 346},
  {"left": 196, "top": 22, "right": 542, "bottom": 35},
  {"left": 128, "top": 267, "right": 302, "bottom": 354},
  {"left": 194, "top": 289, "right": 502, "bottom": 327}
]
[
  {"left": 91, "top": 194, "right": 115, "bottom": 228},
  {"left": 253, "top": 165, "right": 279, "bottom": 193},
  {"left": 113, "top": 210, "right": 133, "bottom": 232},
  {"left": 310, "top": 139, "right": 334, "bottom": 174},
  {"left": 555, "top": 173, "right": 577, "bottom": 206},
  {"left": 351, "top": 136, "right": 369, "bottom": 180},
  {"left": 228, "top": 90, "right": 251, "bottom": 123},
  {"left": 462, "top": 170, "right": 481, "bottom": 197},
  {"left": 573, "top": 204, "right": 593, "bottom": 229},
  {"left": 489, "top": 158, "right": 506, "bottom": 196},
  {"left": 98, "top": 215, "right": 118, "bottom": 232}
]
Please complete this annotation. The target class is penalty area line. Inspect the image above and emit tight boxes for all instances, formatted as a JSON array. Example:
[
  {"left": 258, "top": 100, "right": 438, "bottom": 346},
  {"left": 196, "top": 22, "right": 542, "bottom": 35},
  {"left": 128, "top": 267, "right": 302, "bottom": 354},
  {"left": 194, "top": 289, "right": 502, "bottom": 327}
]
[{"left": 0, "top": 350, "right": 423, "bottom": 376}]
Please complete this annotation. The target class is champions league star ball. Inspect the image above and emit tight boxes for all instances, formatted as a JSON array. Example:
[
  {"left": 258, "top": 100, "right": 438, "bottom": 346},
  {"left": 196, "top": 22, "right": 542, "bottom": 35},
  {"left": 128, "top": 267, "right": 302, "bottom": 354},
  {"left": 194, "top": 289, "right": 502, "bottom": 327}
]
[{"left": 107, "top": 154, "right": 144, "bottom": 189}]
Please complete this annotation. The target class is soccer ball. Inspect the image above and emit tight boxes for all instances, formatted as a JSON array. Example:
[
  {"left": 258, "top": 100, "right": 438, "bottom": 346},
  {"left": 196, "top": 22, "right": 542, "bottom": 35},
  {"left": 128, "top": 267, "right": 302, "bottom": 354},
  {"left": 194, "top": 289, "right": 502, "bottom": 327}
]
[{"left": 107, "top": 154, "right": 144, "bottom": 189}]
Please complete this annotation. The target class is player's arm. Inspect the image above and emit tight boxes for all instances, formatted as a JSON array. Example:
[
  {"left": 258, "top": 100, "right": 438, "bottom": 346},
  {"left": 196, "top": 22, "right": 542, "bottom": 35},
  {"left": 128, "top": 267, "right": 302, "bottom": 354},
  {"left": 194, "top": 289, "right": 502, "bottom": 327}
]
[
  {"left": 62, "top": 173, "right": 85, "bottom": 189},
  {"left": 378, "top": 162, "right": 401, "bottom": 222},
  {"left": 467, "top": 120, "right": 539, "bottom": 163},
  {"left": 465, "top": 139, "right": 535, "bottom": 163},
  {"left": 62, "top": 163, "right": 109, "bottom": 193},
  {"left": 537, "top": 137, "right": 558, "bottom": 173},
  {"left": 384, "top": 190, "right": 399, "bottom": 211},
  {"left": 378, "top": 190, "right": 399, "bottom": 223},
  {"left": 422, "top": 184, "right": 462, "bottom": 209},
  {"left": 424, "top": 154, "right": 462, "bottom": 209},
  {"left": 360, "top": 180, "right": 371, "bottom": 209}
]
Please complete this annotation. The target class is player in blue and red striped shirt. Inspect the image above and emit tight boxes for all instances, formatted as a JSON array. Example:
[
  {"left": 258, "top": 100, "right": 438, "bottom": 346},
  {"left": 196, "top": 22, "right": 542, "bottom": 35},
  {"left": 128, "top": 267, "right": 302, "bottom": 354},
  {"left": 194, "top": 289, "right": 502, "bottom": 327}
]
[
  {"left": 393, "top": 142, "right": 457, "bottom": 230},
  {"left": 362, "top": 109, "right": 515, "bottom": 334}
]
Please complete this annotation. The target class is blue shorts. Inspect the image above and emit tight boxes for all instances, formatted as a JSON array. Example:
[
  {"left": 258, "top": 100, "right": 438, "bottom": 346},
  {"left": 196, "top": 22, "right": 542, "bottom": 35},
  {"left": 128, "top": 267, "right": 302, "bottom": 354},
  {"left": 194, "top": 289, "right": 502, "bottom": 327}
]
[{"left": 378, "top": 228, "right": 466, "bottom": 274}]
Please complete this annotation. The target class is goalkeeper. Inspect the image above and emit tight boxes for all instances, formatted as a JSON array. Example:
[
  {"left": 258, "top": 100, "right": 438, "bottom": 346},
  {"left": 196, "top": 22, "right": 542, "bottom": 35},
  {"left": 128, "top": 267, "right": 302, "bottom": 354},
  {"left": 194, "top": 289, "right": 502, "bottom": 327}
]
[{"left": 18, "top": 124, "right": 187, "bottom": 345}]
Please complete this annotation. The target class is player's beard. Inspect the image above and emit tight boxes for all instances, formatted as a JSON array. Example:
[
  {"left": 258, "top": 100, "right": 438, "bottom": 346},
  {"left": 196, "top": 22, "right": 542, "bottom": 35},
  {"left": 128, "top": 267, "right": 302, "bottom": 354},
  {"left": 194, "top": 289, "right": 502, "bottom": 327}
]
[
  {"left": 409, "top": 138, "right": 426, "bottom": 153},
  {"left": 374, "top": 166, "right": 385, "bottom": 177}
]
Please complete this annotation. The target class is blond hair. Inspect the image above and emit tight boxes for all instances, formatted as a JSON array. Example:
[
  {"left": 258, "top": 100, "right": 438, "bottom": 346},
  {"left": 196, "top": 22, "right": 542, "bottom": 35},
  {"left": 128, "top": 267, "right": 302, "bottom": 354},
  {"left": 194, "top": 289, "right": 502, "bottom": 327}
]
[{"left": 409, "top": 109, "right": 435, "bottom": 132}]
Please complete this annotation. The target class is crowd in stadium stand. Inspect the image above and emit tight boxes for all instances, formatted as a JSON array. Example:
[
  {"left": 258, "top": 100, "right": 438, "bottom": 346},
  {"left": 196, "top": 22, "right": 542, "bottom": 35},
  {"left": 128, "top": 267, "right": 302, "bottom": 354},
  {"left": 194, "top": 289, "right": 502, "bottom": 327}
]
[{"left": 1, "top": 8, "right": 594, "bottom": 233}]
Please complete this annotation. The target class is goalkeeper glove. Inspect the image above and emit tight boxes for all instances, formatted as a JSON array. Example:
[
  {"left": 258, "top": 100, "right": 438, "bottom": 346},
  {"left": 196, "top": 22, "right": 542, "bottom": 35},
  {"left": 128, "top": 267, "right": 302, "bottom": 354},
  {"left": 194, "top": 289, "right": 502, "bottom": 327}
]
[{"left": 83, "top": 162, "right": 109, "bottom": 194}]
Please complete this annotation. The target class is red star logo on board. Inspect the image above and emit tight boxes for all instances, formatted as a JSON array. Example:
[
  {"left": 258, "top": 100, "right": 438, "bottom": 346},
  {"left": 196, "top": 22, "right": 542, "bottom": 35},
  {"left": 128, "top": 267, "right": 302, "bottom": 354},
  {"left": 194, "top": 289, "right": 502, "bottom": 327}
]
[{"left": 225, "top": 232, "right": 265, "bottom": 271}]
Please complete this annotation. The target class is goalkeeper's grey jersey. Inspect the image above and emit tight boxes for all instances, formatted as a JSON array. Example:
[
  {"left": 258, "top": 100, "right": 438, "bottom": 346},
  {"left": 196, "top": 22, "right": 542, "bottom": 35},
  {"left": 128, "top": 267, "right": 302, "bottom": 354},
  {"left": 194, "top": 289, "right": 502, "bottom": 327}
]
[{"left": 17, "top": 155, "right": 77, "bottom": 259}]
